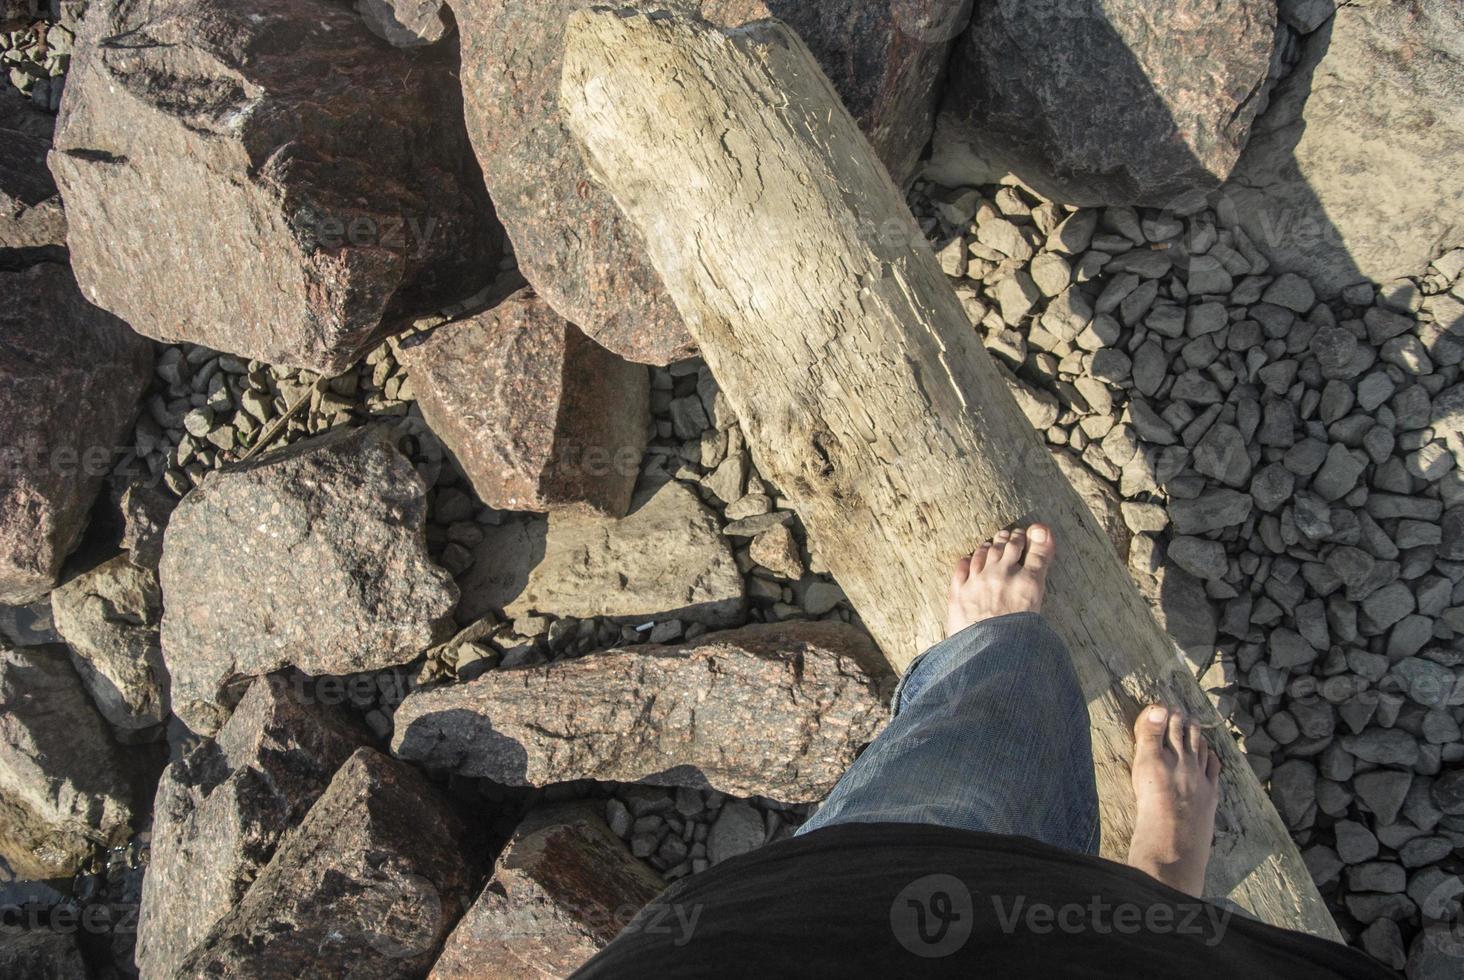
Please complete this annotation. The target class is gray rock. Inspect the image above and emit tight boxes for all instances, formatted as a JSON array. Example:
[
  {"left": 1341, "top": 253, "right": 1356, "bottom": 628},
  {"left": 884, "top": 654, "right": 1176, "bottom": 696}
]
[
  {"left": 1354, "top": 769, "right": 1413, "bottom": 824},
  {"left": 398, "top": 290, "right": 650, "bottom": 517},
  {"left": 175, "top": 748, "right": 476, "bottom": 978},
  {"left": 1269, "top": 629, "right": 1316, "bottom": 669},
  {"left": 1167, "top": 536, "right": 1228, "bottom": 582},
  {"left": 0, "top": 264, "right": 154, "bottom": 604},
  {"left": 53, "top": 0, "right": 499, "bottom": 373},
  {"left": 1193, "top": 423, "right": 1251, "bottom": 487},
  {"left": 428, "top": 801, "right": 665, "bottom": 978},
  {"left": 1261, "top": 273, "right": 1317, "bottom": 312},
  {"left": 159, "top": 427, "right": 459, "bottom": 734},
  {"left": 1169, "top": 490, "right": 1253, "bottom": 535},
  {"left": 356, "top": 0, "right": 450, "bottom": 46},
  {"left": 0, "top": 85, "right": 67, "bottom": 252},
  {"left": 494, "top": 481, "right": 744, "bottom": 627},
  {"left": 929, "top": 0, "right": 1277, "bottom": 204},
  {"left": 1312, "top": 444, "right": 1368, "bottom": 501},
  {"left": 1361, "top": 582, "right": 1416, "bottom": 632},
  {"left": 1250, "top": 463, "right": 1296, "bottom": 513},
  {"left": 1347, "top": 861, "right": 1407, "bottom": 894},
  {"left": 0, "top": 925, "right": 90, "bottom": 980},
  {"left": 0, "top": 643, "right": 138, "bottom": 880},
  {"left": 1270, "top": 759, "right": 1317, "bottom": 828},
  {"left": 1279, "top": 0, "right": 1335, "bottom": 34},
  {"left": 137, "top": 676, "right": 367, "bottom": 980},
  {"left": 1335, "top": 820, "right": 1379, "bottom": 864},
  {"left": 51, "top": 554, "right": 168, "bottom": 730},
  {"left": 393, "top": 622, "right": 891, "bottom": 801},
  {"left": 708, "top": 799, "right": 765, "bottom": 865},
  {"left": 1225, "top": 0, "right": 1464, "bottom": 293}
]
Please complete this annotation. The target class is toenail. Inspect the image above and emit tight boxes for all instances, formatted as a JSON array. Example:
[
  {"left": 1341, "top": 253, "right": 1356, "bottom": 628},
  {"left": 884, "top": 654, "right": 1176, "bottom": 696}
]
[
  {"left": 1147, "top": 706, "right": 1168, "bottom": 722},
  {"left": 1030, "top": 525, "right": 1048, "bottom": 543}
]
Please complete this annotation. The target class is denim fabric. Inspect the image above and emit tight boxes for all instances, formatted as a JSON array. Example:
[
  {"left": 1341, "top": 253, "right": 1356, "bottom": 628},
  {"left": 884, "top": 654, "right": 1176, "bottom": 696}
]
[{"left": 794, "top": 612, "right": 1101, "bottom": 855}]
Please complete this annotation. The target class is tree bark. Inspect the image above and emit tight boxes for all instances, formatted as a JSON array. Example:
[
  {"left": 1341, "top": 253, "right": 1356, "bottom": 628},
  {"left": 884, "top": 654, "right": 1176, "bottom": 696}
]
[{"left": 559, "top": 8, "right": 1340, "bottom": 939}]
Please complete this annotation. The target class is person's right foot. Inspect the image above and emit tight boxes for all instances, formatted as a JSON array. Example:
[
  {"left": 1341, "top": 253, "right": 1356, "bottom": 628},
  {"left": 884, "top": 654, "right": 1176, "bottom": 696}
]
[{"left": 1125, "top": 705, "right": 1221, "bottom": 898}]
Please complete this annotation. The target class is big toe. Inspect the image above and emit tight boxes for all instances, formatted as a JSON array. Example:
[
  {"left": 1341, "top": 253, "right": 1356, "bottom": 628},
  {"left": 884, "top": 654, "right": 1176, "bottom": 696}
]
[{"left": 1023, "top": 524, "right": 1055, "bottom": 580}]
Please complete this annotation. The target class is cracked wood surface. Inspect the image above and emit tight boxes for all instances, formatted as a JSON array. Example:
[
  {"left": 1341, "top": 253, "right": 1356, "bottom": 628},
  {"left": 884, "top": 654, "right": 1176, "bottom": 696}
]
[{"left": 559, "top": 8, "right": 1341, "bottom": 939}]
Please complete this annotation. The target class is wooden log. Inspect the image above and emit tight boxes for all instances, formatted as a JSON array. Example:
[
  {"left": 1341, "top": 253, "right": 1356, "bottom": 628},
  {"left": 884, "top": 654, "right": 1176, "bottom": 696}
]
[{"left": 559, "top": 9, "right": 1340, "bottom": 939}]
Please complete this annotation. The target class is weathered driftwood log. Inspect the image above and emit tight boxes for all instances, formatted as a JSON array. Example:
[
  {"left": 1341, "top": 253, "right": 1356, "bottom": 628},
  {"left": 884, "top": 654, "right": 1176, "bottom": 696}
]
[{"left": 559, "top": 8, "right": 1340, "bottom": 939}]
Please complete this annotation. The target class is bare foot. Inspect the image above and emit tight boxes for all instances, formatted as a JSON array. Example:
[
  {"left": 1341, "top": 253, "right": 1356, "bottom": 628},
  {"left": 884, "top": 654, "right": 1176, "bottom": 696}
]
[
  {"left": 1125, "top": 705, "right": 1222, "bottom": 898},
  {"left": 945, "top": 523, "right": 1056, "bottom": 636}
]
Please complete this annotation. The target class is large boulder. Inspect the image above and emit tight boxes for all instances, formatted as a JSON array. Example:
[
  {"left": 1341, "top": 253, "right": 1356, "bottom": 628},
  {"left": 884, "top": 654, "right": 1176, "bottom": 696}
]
[
  {"left": 392, "top": 621, "right": 891, "bottom": 801},
  {"left": 463, "top": 480, "right": 743, "bottom": 626},
  {"left": 0, "top": 643, "right": 138, "bottom": 879},
  {"left": 50, "top": 0, "right": 500, "bottom": 374},
  {"left": 175, "top": 747, "right": 478, "bottom": 978},
  {"left": 398, "top": 288, "right": 650, "bottom": 517},
  {"left": 0, "top": 86, "right": 65, "bottom": 254},
  {"left": 51, "top": 554, "right": 168, "bottom": 731},
  {"left": 0, "top": 924, "right": 90, "bottom": 980},
  {"left": 158, "top": 426, "right": 459, "bottom": 734},
  {"left": 428, "top": 802, "right": 664, "bottom": 980},
  {"left": 1222, "top": 0, "right": 1464, "bottom": 293},
  {"left": 926, "top": 0, "right": 1277, "bottom": 206},
  {"left": 455, "top": 0, "right": 968, "bottom": 364},
  {"left": 0, "top": 262, "right": 153, "bottom": 604},
  {"left": 136, "top": 675, "right": 367, "bottom": 980}
]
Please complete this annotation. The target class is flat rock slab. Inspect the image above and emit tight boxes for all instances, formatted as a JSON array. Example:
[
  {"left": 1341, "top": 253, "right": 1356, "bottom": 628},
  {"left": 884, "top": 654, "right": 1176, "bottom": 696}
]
[
  {"left": 176, "top": 747, "right": 477, "bottom": 978},
  {"left": 928, "top": 0, "right": 1277, "bottom": 205},
  {"left": 137, "top": 675, "right": 367, "bottom": 980},
  {"left": 392, "top": 621, "right": 891, "bottom": 801},
  {"left": 0, "top": 86, "right": 65, "bottom": 252},
  {"left": 51, "top": 554, "right": 168, "bottom": 730},
  {"left": 51, "top": 0, "right": 500, "bottom": 374},
  {"left": 398, "top": 288, "right": 649, "bottom": 516},
  {"left": 468, "top": 480, "right": 744, "bottom": 626},
  {"left": 455, "top": 0, "right": 964, "bottom": 364},
  {"left": 1225, "top": 0, "right": 1464, "bottom": 292},
  {"left": 428, "top": 801, "right": 664, "bottom": 980},
  {"left": 159, "top": 426, "right": 458, "bottom": 734},
  {"left": 0, "top": 262, "right": 153, "bottom": 604},
  {"left": 0, "top": 643, "right": 137, "bottom": 879}
]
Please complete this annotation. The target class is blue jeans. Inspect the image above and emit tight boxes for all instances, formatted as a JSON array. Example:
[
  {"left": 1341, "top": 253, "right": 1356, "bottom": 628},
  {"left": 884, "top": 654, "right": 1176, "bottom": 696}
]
[{"left": 795, "top": 612, "right": 1101, "bottom": 855}]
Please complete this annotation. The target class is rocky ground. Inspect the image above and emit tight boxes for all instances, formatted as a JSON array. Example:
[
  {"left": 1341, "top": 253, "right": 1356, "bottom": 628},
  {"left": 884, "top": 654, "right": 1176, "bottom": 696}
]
[{"left": 1, "top": 0, "right": 1461, "bottom": 978}]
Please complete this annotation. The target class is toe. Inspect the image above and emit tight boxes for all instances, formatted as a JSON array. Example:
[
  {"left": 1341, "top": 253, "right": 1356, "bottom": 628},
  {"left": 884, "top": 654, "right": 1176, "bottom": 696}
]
[
  {"left": 998, "top": 527, "right": 1027, "bottom": 568},
  {"left": 950, "top": 555, "right": 972, "bottom": 594},
  {"left": 1167, "top": 712, "right": 1188, "bottom": 755},
  {"left": 1186, "top": 722, "right": 1205, "bottom": 758},
  {"left": 971, "top": 541, "right": 992, "bottom": 574},
  {"left": 1206, "top": 749, "right": 1222, "bottom": 783},
  {"left": 1133, "top": 705, "right": 1169, "bottom": 758},
  {"left": 1022, "top": 524, "right": 1056, "bottom": 579},
  {"left": 988, "top": 529, "right": 1012, "bottom": 564}
]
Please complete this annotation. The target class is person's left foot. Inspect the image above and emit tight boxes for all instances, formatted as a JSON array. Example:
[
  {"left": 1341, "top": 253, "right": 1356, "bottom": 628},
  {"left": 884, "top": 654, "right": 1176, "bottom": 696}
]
[{"left": 945, "top": 523, "right": 1056, "bottom": 637}]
